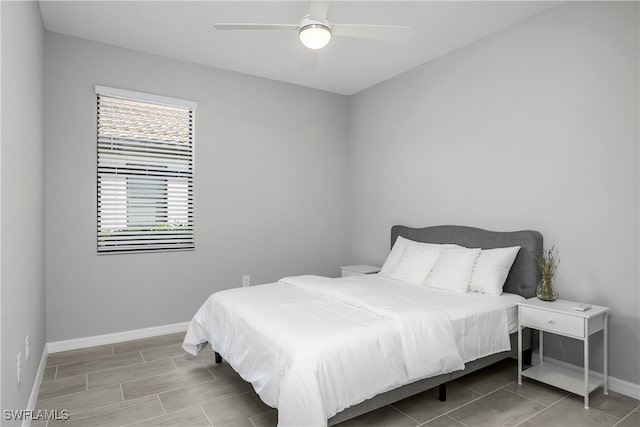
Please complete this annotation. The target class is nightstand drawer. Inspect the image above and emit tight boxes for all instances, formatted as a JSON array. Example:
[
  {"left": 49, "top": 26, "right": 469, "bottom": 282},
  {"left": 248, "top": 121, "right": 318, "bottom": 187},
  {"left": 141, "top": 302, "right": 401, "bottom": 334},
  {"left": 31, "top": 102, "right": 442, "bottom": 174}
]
[{"left": 520, "top": 306, "right": 584, "bottom": 338}]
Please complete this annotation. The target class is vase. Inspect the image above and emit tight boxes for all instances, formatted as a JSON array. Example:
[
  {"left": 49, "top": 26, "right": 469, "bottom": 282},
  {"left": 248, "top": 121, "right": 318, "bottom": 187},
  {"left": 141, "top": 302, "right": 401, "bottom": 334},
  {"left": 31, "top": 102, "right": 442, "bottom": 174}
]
[{"left": 536, "top": 276, "right": 558, "bottom": 301}]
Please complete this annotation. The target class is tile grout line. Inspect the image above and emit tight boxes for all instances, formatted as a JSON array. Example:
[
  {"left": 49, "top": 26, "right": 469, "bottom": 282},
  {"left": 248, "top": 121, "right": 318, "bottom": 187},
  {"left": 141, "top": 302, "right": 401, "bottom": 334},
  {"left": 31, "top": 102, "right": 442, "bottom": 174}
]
[
  {"left": 50, "top": 340, "right": 184, "bottom": 368},
  {"left": 112, "top": 339, "right": 186, "bottom": 357},
  {"left": 116, "top": 369, "right": 215, "bottom": 401},
  {"left": 122, "top": 377, "right": 225, "bottom": 407},
  {"left": 453, "top": 379, "right": 487, "bottom": 396},
  {"left": 113, "top": 402, "right": 171, "bottom": 427},
  {"left": 120, "top": 383, "right": 125, "bottom": 402},
  {"left": 161, "top": 389, "right": 258, "bottom": 416},
  {"left": 156, "top": 394, "right": 168, "bottom": 416},
  {"left": 452, "top": 379, "right": 491, "bottom": 396},
  {"left": 502, "top": 381, "right": 569, "bottom": 415},
  {"left": 501, "top": 384, "right": 568, "bottom": 407},
  {"left": 199, "top": 404, "right": 215, "bottom": 427},
  {"left": 52, "top": 348, "right": 143, "bottom": 366},
  {"left": 421, "top": 381, "right": 515, "bottom": 425},
  {"left": 53, "top": 366, "right": 58, "bottom": 381},
  {"left": 389, "top": 404, "right": 421, "bottom": 425},
  {"left": 169, "top": 357, "right": 179, "bottom": 370},
  {"left": 446, "top": 414, "right": 469, "bottom": 427},
  {"left": 84, "top": 359, "right": 183, "bottom": 391},
  {"left": 120, "top": 403, "right": 215, "bottom": 427},
  {"left": 172, "top": 389, "right": 256, "bottom": 413},
  {"left": 513, "top": 395, "right": 568, "bottom": 427},
  {"left": 139, "top": 350, "right": 146, "bottom": 363},
  {"left": 46, "top": 393, "right": 169, "bottom": 421},
  {"left": 205, "top": 365, "right": 219, "bottom": 380},
  {"left": 57, "top": 358, "right": 156, "bottom": 381},
  {"left": 612, "top": 404, "right": 640, "bottom": 427},
  {"left": 417, "top": 412, "right": 469, "bottom": 427},
  {"left": 47, "top": 352, "right": 119, "bottom": 369},
  {"left": 36, "top": 382, "right": 128, "bottom": 407},
  {"left": 85, "top": 373, "right": 88, "bottom": 391}
]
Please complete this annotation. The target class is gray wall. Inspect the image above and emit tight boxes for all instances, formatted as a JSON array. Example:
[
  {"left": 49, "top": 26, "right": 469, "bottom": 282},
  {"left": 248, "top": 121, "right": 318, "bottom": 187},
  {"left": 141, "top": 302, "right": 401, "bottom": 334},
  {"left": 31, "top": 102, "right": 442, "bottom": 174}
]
[
  {"left": 45, "top": 33, "right": 350, "bottom": 341},
  {"left": 40, "top": 0, "right": 640, "bottom": 388},
  {"left": 347, "top": 1, "right": 639, "bottom": 385},
  {"left": 1, "top": 0, "right": 46, "bottom": 419}
]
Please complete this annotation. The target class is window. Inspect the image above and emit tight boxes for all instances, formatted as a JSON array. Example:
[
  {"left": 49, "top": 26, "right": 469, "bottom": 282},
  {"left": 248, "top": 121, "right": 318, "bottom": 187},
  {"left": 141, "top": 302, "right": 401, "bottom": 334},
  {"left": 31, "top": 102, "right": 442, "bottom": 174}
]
[{"left": 96, "top": 86, "right": 197, "bottom": 253}]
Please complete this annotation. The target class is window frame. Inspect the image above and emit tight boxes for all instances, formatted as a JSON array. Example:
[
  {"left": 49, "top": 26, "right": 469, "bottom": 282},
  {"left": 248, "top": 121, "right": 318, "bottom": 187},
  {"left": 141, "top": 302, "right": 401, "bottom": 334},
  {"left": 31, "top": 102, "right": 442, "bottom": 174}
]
[{"left": 95, "top": 85, "right": 197, "bottom": 255}]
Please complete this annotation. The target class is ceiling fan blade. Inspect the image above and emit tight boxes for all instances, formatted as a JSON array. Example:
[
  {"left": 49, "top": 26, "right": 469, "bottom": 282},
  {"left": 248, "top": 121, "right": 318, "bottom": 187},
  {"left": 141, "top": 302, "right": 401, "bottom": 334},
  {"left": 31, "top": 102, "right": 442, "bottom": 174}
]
[
  {"left": 332, "top": 24, "right": 413, "bottom": 43},
  {"left": 214, "top": 23, "right": 298, "bottom": 31},
  {"left": 309, "top": 0, "right": 330, "bottom": 20}
]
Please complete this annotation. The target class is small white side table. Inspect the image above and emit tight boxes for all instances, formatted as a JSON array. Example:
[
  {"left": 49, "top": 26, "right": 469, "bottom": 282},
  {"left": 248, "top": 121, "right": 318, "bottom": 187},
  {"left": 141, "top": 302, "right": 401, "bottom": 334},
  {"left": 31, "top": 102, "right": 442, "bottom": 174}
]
[
  {"left": 340, "top": 265, "right": 381, "bottom": 277},
  {"left": 517, "top": 297, "right": 609, "bottom": 409}
]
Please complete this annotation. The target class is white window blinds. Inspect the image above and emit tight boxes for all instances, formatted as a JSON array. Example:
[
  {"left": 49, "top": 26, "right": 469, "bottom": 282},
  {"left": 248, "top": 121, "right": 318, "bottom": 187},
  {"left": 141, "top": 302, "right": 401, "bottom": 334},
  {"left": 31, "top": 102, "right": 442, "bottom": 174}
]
[{"left": 96, "top": 86, "right": 196, "bottom": 253}]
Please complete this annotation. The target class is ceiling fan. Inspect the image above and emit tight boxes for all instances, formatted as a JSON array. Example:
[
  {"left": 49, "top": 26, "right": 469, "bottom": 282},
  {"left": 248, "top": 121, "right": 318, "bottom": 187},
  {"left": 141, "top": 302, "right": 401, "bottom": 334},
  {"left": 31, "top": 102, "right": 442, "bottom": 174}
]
[{"left": 214, "top": 1, "right": 413, "bottom": 50}]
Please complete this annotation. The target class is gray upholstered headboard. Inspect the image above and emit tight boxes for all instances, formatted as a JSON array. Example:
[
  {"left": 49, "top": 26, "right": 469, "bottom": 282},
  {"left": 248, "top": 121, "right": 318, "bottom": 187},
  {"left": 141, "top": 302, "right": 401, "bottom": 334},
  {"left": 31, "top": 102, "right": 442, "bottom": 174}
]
[{"left": 391, "top": 225, "right": 543, "bottom": 298}]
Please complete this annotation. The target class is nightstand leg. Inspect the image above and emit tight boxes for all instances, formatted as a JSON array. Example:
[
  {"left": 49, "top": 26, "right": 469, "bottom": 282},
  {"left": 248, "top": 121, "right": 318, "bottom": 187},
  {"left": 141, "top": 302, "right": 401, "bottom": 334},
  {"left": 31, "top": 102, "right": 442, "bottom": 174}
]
[
  {"left": 604, "top": 313, "right": 608, "bottom": 395},
  {"left": 539, "top": 330, "right": 544, "bottom": 363},
  {"left": 517, "top": 323, "right": 522, "bottom": 385},
  {"left": 584, "top": 334, "right": 589, "bottom": 409}
]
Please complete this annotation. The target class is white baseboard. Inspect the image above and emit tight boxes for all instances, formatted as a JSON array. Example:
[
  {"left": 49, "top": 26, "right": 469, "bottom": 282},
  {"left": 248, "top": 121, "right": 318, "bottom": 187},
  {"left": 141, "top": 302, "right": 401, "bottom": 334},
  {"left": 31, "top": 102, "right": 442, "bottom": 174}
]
[
  {"left": 22, "top": 345, "right": 49, "bottom": 427},
  {"left": 531, "top": 351, "right": 640, "bottom": 400},
  {"left": 46, "top": 321, "right": 190, "bottom": 354}
]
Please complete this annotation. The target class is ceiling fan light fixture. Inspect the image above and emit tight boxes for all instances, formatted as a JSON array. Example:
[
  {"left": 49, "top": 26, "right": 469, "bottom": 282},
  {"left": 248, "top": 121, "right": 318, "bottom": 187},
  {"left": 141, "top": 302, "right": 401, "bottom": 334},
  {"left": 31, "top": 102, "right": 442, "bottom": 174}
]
[{"left": 299, "top": 23, "right": 332, "bottom": 49}]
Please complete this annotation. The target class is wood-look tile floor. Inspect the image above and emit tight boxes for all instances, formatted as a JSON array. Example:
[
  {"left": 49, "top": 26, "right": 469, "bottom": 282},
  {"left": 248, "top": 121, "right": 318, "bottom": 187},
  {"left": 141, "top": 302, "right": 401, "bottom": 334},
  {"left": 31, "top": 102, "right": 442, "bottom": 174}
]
[{"left": 34, "top": 333, "right": 640, "bottom": 427}]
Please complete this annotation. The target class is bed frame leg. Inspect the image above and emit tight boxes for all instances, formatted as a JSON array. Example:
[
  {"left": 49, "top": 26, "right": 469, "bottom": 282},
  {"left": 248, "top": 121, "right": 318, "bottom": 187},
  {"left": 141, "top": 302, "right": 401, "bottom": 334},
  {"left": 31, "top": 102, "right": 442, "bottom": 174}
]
[
  {"left": 523, "top": 348, "right": 532, "bottom": 366},
  {"left": 438, "top": 383, "right": 446, "bottom": 402},
  {"left": 214, "top": 352, "right": 222, "bottom": 364}
]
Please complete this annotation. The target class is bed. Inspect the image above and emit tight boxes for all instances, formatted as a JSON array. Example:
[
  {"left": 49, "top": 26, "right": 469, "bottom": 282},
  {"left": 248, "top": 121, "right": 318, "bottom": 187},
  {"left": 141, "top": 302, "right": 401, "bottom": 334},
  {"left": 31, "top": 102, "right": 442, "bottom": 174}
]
[{"left": 183, "top": 225, "right": 542, "bottom": 426}]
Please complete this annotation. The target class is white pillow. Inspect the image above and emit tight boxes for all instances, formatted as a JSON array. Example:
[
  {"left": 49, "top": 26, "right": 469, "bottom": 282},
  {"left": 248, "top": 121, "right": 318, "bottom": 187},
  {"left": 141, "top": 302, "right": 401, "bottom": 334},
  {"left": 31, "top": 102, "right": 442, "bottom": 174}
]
[
  {"left": 469, "top": 246, "right": 521, "bottom": 296},
  {"left": 380, "top": 236, "right": 414, "bottom": 277},
  {"left": 380, "top": 236, "right": 460, "bottom": 277},
  {"left": 425, "top": 247, "right": 481, "bottom": 293},
  {"left": 388, "top": 244, "right": 441, "bottom": 284}
]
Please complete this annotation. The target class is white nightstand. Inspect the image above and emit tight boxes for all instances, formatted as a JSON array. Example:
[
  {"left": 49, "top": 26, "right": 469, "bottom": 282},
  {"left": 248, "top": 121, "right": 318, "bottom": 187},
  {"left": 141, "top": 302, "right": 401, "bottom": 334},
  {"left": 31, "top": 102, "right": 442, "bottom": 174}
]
[
  {"left": 340, "top": 265, "right": 381, "bottom": 277},
  {"left": 517, "top": 297, "right": 609, "bottom": 409}
]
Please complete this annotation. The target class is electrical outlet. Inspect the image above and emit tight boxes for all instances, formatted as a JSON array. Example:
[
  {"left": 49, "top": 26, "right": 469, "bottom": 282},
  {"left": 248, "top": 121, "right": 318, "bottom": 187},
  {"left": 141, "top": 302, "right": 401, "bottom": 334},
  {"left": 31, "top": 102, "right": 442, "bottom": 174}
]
[
  {"left": 25, "top": 335, "right": 31, "bottom": 361},
  {"left": 17, "top": 352, "right": 22, "bottom": 383},
  {"left": 242, "top": 275, "right": 250, "bottom": 287}
]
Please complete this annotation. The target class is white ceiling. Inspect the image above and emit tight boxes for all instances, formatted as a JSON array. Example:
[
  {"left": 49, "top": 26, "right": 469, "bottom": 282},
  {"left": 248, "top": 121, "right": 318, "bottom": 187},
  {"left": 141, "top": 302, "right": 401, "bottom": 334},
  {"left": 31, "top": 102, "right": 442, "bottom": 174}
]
[{"left": 39, "top": 1, "right": 562, "bottom": 95}]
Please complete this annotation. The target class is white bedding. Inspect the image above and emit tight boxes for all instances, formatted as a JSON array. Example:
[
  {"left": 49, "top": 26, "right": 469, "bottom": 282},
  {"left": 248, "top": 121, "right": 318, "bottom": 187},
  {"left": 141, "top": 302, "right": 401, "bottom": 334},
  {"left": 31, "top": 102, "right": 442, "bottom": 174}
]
[
  {"left": 496, "top": 291, "right": 525, "bottom": 334},
  {"left": 183, "top": 275, "right": 521, "bottom": 427}
]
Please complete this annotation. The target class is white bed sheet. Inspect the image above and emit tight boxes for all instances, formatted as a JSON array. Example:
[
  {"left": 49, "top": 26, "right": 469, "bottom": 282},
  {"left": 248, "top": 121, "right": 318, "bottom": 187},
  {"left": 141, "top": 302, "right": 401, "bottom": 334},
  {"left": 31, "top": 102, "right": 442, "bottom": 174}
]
[
  {"left": 497, "top": 292, "right": 525, "bottom": 334},
  {"left": 310, "top": 275, "right": 519, "bottom": 363},
  {"left": 183, "top": 275, "right": 520, "bottom": 427},
  {"left": 282, "top": 275, "right": 465, "bottom": 380},
  {"left": 183, "top": 280, "right": 412, "bottom": 426}
]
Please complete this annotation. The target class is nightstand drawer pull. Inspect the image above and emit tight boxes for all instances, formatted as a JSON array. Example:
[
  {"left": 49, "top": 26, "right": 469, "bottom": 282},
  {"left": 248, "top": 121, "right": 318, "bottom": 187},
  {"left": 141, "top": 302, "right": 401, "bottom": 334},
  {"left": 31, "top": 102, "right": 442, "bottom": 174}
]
[{"left": 547, "top": 319, "right": 555, "bottom": 325}]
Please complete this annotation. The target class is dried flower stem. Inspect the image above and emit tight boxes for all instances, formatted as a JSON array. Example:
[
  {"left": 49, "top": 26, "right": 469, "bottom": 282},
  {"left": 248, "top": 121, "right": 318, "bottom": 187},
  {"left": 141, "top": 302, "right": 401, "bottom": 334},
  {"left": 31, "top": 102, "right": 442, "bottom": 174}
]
[{"left": 537, "top": 245, "right": 560, "bottom": 280}]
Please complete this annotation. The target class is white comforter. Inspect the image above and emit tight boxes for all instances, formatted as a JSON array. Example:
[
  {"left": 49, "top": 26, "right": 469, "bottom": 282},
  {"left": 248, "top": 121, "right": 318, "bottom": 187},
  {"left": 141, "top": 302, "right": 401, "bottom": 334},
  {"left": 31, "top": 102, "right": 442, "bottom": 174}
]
[{"left": 183, "top": 275, "right": 511, "bottom": 427}]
